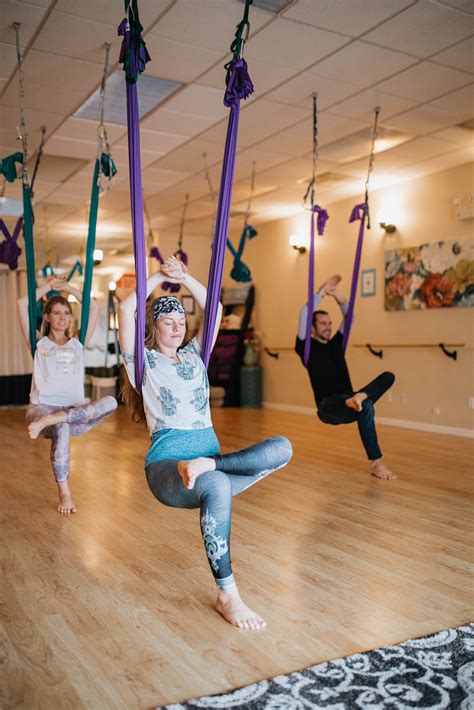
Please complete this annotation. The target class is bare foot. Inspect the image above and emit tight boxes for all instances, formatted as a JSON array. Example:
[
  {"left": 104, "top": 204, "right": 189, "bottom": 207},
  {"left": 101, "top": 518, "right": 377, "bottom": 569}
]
[
  {"left": 28, "top": 411, "right": 67, "bottom": 439},
  {"left": 345, "top": 392, "right": 367, "bottom": 412},
  {"left": 178, "top": 457, "right": 216, "bottom": 490},
  {"left": 215, "top": 586, "right": 266, "bottom": 630},
  {"left": 371, "top": 458, "right": 397, "bottom": 480},
  {"left": 57, "top": 482, "right": 77, "bottom": 514}
]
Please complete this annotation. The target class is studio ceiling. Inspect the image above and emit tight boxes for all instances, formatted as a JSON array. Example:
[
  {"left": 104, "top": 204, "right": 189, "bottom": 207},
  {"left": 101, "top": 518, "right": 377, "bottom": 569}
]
[{"left": 0, "top": 0, "right": 473, "bottom": 268}]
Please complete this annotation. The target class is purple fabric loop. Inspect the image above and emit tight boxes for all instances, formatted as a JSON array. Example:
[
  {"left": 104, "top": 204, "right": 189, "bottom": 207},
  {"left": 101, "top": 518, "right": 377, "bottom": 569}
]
[
  {"left": 201, "top": 104, "right": 241, "bottom": 367},
  {"left": 224, "top": 58, "right": 254, "bottom": 108},
  {"left": 312, "top": 204, "right": 329, "bottom": 236},
  {"left": 303, "top": 209, "right": 316, "bottom": 366},
  {"left": 149, "top": 246, "right": 164, "bottom": 264},
  {"left": 201, "top": 59, "right": 254, "bottom": 367},
  {"left": 149, "top": 246, "right": 189, "bottom": 293},
  {"left": 343, "top": 202, "right": 368, "bottom": 352},
  {"left": 0, "top": 218, "right": 23, "bottom": 270}
]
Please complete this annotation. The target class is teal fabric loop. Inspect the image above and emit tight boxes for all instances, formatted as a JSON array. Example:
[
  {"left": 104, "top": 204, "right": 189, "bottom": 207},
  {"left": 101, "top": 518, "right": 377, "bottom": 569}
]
[{"left": 0, "top": 152, "right": 23, "bottom": 183}]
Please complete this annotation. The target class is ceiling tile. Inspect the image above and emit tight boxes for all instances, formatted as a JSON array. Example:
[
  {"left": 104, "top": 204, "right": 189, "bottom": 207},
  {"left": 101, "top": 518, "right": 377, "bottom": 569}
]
[
  {"left": 33, "top": 10, "right": 119, "bottom": 64},
  {"left": 0, "top": 2, "right": 49, "bottom": 49},
  {"left": 286, "top": 113, "right": 370, "bottom": 148},
  {"left": 431, "top": 126, "right": 474, "bottom": 145},
  {"left": 431, "top": 36, "right": 474, "bottom": 74},
  {"left": 313, "top": 41, "right": 416, "bottom": 86},
  {"left": 144, "top": 34, "right": 222, "bottom": 83},
  {"left": 387, "top": 105, "right": 462, "bottom": 133},
  {"left": 55, "top": 117, "right": 127, "bottom": 144},
  {"left": 429, "top": 83, "right": 474, "bottom": 118},
  {"left": 327, "top": 89, "right": 418, "bottom": 122},
  {"left": 35, "top": 155, "right": 86, "bottom": 181},
  {"left": 141, "top": 108, "right": 217, "bottom": 137},
  {"left": 266, "top": 71, "right": 360, "bottom": 110},
  {"left": 438, "top": 0, "right": 474, "bottom": 12},
  {"left": 153, "top": 0, "right": 270, "bottom": 53},
  {"left": 55, "top": 0, "right": 172, "bottom": 28},
  {"left": 363, "top": 0, "right": 473, "bottom": 58},
  {"left": 162, "top": 84, "right": 229, "bottom": 120},
  {"left": 245, "top": 18, "right": 350, "bottom": 70},
  {"left": 376, "top": 62, "right": 472, "bottom": 102},
  {"left": 1, "top": 82, "right": 86, "bottom": 116},
  {"left": 231, "top": 99, "right": 310, "bottom": 148},
  {"left": 283, "top": 0, "right": 414, "bottom": 37},
  {"left": 151, "top": 138, "right": 224, "bottom": 173},
  {"left": 45, "top": 135, "right": 97, "bottom": 161},
  {"left": 386, "top": 136, "right": 458, "bottom": 160},
  {"left": 115, "top": 128, "right": 188, "bottom": 154},
  {"left": 0, "top": 43, "right": 19, "bottom": 81},
  {"left": 19, "top": 50, "right": 106, "bottom": 94}
]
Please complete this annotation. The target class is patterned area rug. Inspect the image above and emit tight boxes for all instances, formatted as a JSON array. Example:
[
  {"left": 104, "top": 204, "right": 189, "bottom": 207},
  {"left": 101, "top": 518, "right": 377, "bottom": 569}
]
[{"left": 161, "top": 624, "right": 474, "bottom": 709}]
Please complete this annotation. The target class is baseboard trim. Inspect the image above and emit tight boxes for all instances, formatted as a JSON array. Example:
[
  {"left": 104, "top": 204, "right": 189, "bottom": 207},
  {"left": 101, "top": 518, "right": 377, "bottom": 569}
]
[{"left": 262, "top": 401, "right": 474, "bottom": 438}]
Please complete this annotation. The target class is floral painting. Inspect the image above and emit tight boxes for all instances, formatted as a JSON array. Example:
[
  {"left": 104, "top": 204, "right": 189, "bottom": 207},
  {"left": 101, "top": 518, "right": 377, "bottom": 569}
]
[{"left": 384, "top": 240, "right": 474, "bottom": 311}]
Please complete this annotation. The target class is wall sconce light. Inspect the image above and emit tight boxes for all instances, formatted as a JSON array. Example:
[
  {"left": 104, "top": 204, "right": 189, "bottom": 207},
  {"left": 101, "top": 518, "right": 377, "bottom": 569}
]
[
  {"left": 379, "top": 221, "right": 396, "bottom": 234},
  {"left": 289, "top": 234, "right": 306, "bottom": 253},
  {"left": 93, "top": 248, "right": 104, "bottom": 265}
]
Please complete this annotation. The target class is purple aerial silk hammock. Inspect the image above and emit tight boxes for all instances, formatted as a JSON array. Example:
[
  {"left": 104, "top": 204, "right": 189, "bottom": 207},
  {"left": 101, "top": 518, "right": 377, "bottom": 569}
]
[
  {"left": 118, "top": 9, "right": 150, "bottom": 392},
  {"left": 303, "top": 204, "right": 329, "bottom": 366},
  {"left": 0, "top": 217, "right": 23, "bottom": 270},
  {"left": 342, "top": 202, "right": 367, "bottom": 352},
  {"left": 201, "top": 57, "right": 254, "bottom": 368},
  {"left": 149, "top": 245, "right": 189, "bottom": 293}
]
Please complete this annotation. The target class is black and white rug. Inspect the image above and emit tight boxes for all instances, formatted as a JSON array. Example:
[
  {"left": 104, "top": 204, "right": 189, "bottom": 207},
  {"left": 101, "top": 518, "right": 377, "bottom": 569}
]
[{"left": 161, "top": 623, "right": 474, "bottom": 709}]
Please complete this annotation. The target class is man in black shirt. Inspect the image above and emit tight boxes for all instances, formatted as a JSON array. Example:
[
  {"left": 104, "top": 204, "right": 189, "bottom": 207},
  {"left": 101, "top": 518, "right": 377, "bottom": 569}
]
[{"left": 295, "top": 275, "right": 396, "bottom": 479}]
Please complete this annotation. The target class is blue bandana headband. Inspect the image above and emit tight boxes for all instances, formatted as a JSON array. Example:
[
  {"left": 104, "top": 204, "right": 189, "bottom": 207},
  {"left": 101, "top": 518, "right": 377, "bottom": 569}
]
[{"left": 152, "top": 296, "right": 186, "bottom": 321}]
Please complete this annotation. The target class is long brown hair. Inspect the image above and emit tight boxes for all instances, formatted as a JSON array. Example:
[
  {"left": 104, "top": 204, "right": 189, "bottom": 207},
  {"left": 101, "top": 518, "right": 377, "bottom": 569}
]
[
  {"left": 121, "top": 298, "right": 189, "bottom": 425},
  {"left": 41, "top": 295, "right": 73, "bottom": 338}
]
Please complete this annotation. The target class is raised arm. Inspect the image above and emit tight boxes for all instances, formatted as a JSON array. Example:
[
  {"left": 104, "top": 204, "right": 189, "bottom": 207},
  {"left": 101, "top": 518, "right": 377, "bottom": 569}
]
[
  {"left": 118, "top": 269, "right": 165, "bottom": 356},
  {"left": 17, "top": 278, "right": 53, "bottom": 349},
  {"left": 161, "top": 255, "right": 223, "bottom": 352},
  {"left": 297, "top": 275, "right": 342, "bottom": 339}
]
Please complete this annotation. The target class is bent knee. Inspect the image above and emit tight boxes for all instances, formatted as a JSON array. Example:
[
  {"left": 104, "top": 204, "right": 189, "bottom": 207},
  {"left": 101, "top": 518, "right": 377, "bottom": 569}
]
[{"left": 195, "top": 469, "right": 231, "bottom": 498}]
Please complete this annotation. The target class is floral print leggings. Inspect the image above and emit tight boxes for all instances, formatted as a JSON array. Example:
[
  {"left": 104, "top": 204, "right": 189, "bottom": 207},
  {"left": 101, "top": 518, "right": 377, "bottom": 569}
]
[
  {"left": 26, "top": 396, "right": 117, "bottom": 483},
  {"left": 145, "top": 436, "right": 293, "bottom": 589}
]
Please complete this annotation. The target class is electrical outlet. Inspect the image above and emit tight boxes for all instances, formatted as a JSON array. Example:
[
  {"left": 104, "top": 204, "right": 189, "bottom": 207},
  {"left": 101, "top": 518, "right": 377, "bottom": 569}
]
[
  {"left": 432, "top": 407, "right": 441, "bottom": 416},
  {"left": 469, "top": 397, "right": 474, "bottom": 410},
  {"left": 401, "top": 392, "right": 407, "bottom": 403}
]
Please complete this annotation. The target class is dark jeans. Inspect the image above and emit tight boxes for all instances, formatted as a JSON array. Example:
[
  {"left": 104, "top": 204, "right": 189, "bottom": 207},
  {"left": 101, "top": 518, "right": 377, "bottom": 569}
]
[{"left": 317, "top": 372, "right": 395, "bottom": 461}]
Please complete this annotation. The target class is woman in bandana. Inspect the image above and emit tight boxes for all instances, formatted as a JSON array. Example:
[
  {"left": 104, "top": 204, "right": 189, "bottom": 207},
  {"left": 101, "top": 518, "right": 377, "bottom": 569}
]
[
  {"left": 18, "top": 275, "right": 117, "bottom": 514},
  {"left": 119, "top": 256, "right": 292, "bottom": 630}
]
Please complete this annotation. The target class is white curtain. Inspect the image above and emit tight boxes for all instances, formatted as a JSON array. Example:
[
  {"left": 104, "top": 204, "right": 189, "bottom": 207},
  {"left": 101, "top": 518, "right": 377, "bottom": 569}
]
[{"left": 0, "top": 269, "right": 32, "bottom": 376}]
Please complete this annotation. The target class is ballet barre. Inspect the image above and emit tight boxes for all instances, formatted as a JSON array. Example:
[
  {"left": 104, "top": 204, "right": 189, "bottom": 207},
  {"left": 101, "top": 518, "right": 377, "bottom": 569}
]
[{"left": 352, "top": 343, "right": 466, "bottom": 361}]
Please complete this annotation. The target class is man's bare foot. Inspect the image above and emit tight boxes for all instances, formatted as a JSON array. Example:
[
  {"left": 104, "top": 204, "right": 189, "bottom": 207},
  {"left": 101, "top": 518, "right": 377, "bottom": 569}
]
[
  {"left": 57, "top": 482, "right": 77, "bottom": 514},
  {"left": 370, "top": 458, "right": 397, "bottom": 480},
  {"left": 345, "top": 392, "right": 367, "bottom": 412},
  {"left": 178, "top": 457, "right": 216, "bottom": 490},
  {"left": 215, "top": 585, "right": 266, "bottom": 630},
  {"left": 28, "top": 411, "right": 67, "bottom": 439}
]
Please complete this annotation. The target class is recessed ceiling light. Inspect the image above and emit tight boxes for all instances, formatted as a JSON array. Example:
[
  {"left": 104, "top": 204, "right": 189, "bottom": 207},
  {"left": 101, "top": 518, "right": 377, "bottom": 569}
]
[{"left": 74, "top": 70, "right": 182, "bottom": 126}]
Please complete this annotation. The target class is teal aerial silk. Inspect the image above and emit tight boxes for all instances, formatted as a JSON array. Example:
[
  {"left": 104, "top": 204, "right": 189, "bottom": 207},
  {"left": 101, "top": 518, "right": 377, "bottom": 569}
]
[
  {"left": 0, "top": 152, "right": 23, "bottom": 183},
  {"left": 80, "top": 159, "right": 100, "bottom": 344},
  {"left": 22, "top": 184, "right": 36, "bottom": 356}
]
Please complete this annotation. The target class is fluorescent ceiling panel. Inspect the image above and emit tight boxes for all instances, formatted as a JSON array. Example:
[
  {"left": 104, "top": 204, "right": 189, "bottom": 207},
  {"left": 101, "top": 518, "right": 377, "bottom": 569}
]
[{"left": 74, "top": 70, "right": 182, "bottom": 126}]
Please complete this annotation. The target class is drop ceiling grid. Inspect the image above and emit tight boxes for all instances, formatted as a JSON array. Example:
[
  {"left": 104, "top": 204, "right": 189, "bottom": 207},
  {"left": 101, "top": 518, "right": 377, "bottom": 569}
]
[{"left": 0, "top": 0, "right": 471, "bottom": 258}]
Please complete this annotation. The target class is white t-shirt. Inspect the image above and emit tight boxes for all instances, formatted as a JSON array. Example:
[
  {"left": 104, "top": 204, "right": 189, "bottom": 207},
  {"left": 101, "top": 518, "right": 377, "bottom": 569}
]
[
  {"left": 30, "top": 336, "right": 85, "bottom": 407},
  {"left": 123, "top": 339, "right": 213, "bottom": 436}
]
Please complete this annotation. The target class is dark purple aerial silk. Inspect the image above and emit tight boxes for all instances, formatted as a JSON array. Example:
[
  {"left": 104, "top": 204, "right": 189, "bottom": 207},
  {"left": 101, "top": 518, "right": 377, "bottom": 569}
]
[
  {"left": 0, "top": 218, "right": 23, "bottom": 270},
  {"left": 342, "top": 203, "right": 367, "bottom": 352},
  {"left": 303, "top": 204, "right": 329, "bottom": 366},
  {"left": 118, "top": 14, "right": 150, "bottom": 392},
  {"left": 201, "top": 58, "right": 254, "bottom": 367}
]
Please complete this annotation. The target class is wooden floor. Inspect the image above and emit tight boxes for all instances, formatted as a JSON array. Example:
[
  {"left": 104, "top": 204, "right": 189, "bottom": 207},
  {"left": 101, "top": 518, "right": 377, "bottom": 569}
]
[{"left": 1, "top": 406, "right": 473, "bottom": 709}]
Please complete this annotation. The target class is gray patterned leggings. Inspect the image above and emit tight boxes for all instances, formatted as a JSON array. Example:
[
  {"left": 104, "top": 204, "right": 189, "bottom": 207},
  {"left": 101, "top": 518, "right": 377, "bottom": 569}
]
[
  {"left": 26, "top": 396, "right": 117, "bottom": 483},
  {"left": 145, "top": 436, "right": 293, "bottom": 589}
]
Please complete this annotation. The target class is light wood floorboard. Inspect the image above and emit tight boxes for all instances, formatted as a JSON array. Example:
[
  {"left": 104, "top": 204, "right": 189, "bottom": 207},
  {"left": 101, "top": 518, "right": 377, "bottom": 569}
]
[{"left": 1, "top": 406, "right": 472, "bottom": 709}]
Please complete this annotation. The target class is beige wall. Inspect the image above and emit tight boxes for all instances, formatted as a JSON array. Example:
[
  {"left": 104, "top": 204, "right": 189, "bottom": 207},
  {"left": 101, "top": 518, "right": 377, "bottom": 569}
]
[{"left": 238, "top": 162, "right": 474, "bottom": 431}]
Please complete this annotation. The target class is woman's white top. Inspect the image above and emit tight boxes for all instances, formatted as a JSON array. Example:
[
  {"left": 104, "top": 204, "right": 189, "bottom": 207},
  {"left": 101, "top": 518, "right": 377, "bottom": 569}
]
[
  {"left": 123, "top": 338, "right": 212, "bottom": 435},
  {"left": 30, "top": 336, "right": 85, "bottom": 406}
]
